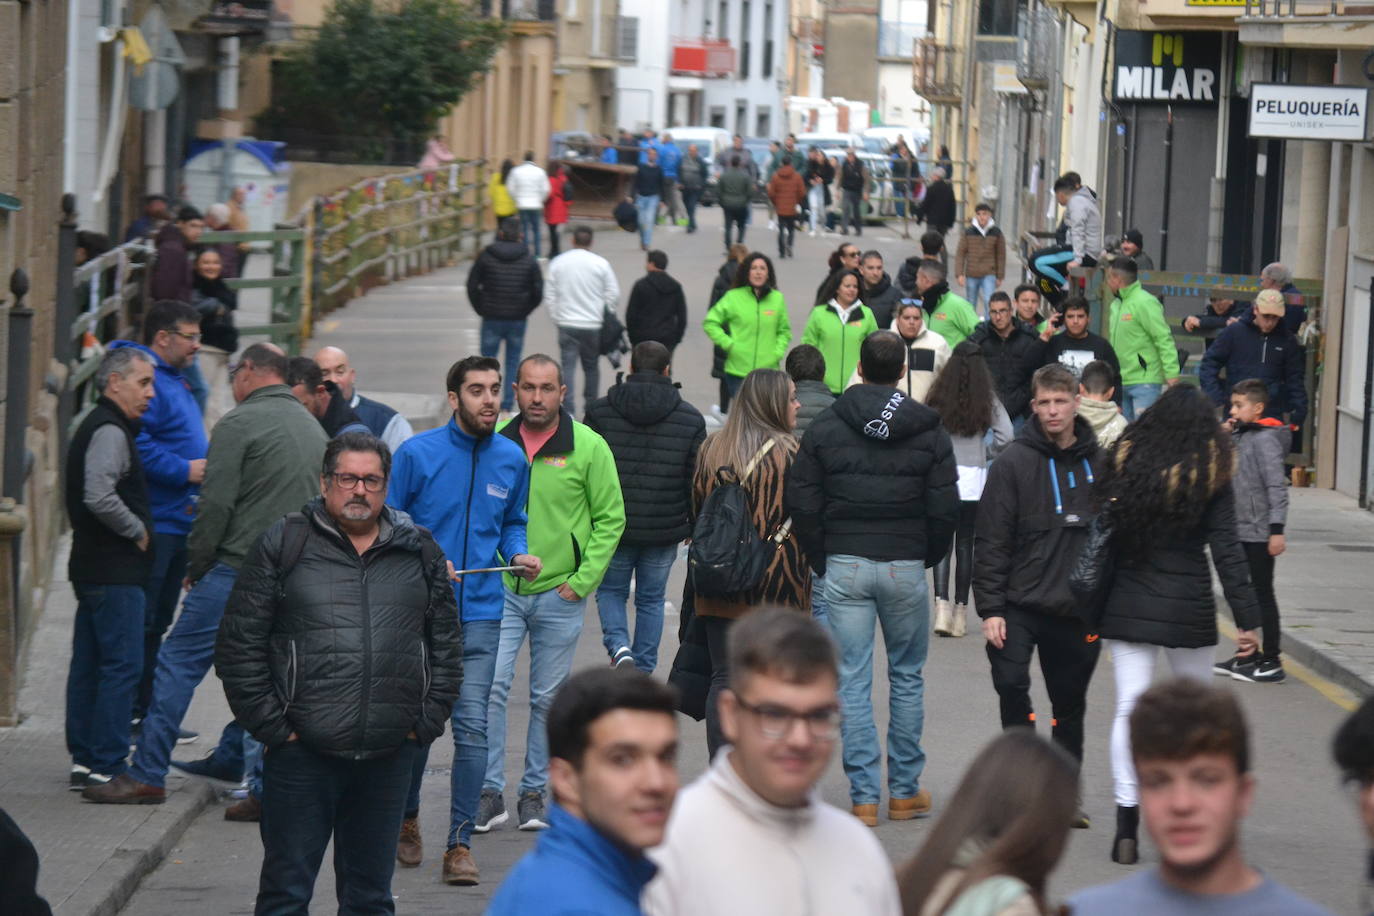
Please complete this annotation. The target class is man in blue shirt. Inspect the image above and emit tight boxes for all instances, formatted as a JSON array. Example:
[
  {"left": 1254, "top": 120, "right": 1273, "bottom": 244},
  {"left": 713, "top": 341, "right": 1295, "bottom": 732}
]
[
  {"left": 387, "top": 355, "right": 541, "bottom": 886},
  {"left": 108, "top": 301, "right": 208, "bottom": 737},
  {"left": 658, "top": 133, "right": 683, "bottom": 226},
  {"left": 488, "top": 667, "right": 678, "bottom": 915}
]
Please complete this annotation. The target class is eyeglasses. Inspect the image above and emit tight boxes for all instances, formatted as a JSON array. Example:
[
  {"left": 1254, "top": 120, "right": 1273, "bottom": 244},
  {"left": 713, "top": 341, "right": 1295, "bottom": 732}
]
[
  {"left": 167, "top": 330, "right": 202, "bottom": 343},
  {"left": 330, "top": 473, "right": 387, "bottom": 492},
  {"left": 734, "top": 696, "right": 842, "bottom": 741}
]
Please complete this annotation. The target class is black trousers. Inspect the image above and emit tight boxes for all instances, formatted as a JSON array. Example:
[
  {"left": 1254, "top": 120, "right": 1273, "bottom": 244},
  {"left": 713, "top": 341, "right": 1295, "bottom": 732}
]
[
  {"left": 776, "top": 216, "right": 796, "bottom": 255},
  {"left": 723, "top": 207, "right": 748, "bottom": 249},
  {"left": 985, "top": 609, "right": 1101, "bottom": 763},
  {"left": 1243, "top": 542, "right": 1282, "bottom": 660},
  {"left": 933, "top": 500, "right": 978, "bottom": 604},
  {"left": 702, "top": 615, "right": 734, "bottom": 758}
]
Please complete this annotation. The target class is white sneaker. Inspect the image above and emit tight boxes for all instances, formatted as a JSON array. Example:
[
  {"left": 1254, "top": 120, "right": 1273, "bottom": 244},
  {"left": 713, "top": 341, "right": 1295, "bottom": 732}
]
[
  {"left": 951, "top": 603, "right": 968, "bottom": 638},
  {"left": 932, "top": 598, "right": 953, "bottom": 637},
  {"left": 611, "top": 646, "right": 635, "bottom": 668}
]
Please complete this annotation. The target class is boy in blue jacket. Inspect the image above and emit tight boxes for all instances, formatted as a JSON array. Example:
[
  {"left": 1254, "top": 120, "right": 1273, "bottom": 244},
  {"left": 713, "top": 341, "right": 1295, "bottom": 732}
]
[
  {"left": 1215, "top": 378, "right": 1290, "bottom": 684},
  {"left": 488, "top": 668, "right": 679, "bottom": 916}
]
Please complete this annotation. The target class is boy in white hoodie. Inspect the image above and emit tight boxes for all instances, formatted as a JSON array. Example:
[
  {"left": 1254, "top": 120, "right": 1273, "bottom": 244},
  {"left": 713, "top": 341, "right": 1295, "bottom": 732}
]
[{"left": 1077, "top": 359, "right": 1127, "bottom": 448}]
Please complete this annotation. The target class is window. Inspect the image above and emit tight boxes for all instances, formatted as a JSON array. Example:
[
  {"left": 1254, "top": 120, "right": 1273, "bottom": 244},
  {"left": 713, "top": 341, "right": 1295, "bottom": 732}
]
[
  {"left": 735, "top": 101, "right": 747, "bottom": 135},
  {"left": 718, "top": 0, "right": 729, "bottom": 39},
  {"left": 709, "top": 105, "right": 727, "bottom": 128},
  {"left": 739, "top": 1, "right": 751, "bottom": 77},
  {"left": 978, "top": 0, "right": 1019, "bottom": 35},
  {"left": 762, "top": 2, "right": 774, "bottom": 76},
  {"left": 617, "top": 16, "right": 638, "bottom": 61},
  {"left": 755, "top": 108, "right": 770, "bottom": 137}
]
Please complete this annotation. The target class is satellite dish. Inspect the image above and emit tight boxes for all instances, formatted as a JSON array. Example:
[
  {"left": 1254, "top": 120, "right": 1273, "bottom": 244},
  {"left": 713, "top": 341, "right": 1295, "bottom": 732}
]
[{"left": 129, "top": 6, "right": 186, "bottom": 112}]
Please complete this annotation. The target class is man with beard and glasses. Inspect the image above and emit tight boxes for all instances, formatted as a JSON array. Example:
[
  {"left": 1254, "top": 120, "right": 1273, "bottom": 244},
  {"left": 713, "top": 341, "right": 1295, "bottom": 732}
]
[
  {"left": 216, "top": 432, "right": 462, "bottom": 913},
  {"left": 386, "top": 355, "right": 541, "bottom": 885},
  {"left": 479, "top": 355, "right": 625, "bottom": 837}
]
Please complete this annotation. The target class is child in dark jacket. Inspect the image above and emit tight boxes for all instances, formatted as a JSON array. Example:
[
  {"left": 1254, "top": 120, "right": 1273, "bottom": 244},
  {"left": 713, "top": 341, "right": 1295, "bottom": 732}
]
[{"left": 1216, "top": 378, "right": 1290, "bottom": 683}]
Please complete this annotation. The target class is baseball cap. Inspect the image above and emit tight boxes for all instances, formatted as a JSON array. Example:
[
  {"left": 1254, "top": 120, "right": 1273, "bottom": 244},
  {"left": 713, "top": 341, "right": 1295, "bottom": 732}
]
[{"left": 1255, "top": 288, "right": 1286, "bottom": 316}]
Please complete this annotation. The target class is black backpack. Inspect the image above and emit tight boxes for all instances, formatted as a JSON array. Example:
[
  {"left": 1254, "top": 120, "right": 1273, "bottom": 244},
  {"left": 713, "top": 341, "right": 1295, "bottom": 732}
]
[{"left": 687, "top": 439, "right": 792, "bottom": 598}]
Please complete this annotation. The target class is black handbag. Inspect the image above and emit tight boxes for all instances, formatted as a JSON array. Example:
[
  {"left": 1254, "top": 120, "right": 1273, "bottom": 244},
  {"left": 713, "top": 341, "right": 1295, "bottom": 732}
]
[
  {"left": 668, "top": 581, "right": 711, "bottom": 721},
  {"left": 1068, "top": 507, "right": 1115, "bottom": 628}
]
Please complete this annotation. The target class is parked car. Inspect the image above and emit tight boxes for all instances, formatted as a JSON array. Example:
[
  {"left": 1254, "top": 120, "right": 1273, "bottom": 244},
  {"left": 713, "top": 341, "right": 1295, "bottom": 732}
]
[{"left": 797, "top": 131, "right": 865, "bottom": 151}]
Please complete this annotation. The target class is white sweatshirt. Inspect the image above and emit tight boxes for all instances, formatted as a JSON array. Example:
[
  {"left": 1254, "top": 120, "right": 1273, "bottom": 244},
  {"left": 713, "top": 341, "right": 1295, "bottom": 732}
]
[
  {"left": 506, "top": 161, "right": 551, "bottom": 210},
  {"left": 643, "top": 749, "right": 902, "bottom": 916},
  {"left": 545, "top": 247, "right": 621, "bottom": 329}
]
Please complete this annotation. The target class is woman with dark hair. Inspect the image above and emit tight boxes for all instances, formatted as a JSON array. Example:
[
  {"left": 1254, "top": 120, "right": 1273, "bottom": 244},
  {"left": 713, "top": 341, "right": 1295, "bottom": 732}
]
[
  {"left": 925, "top": 341, "right": 1012, "bottom": 637},
  {"left": 804, "top": 146, "right": 835, "bottom": 236},
  {"left": 191, "top": 247, "right": 239, "bottom": 428},
  {"left": 802, "top": 268, "right": 877, "bottom": 395},
  {"left": 703, "top": 252, "right": 792, "bottom": 403},
  {"left": 692, "top": 369, "right": 808, "bottom": 754},
  {"left": 897, "top": 730, "right": 1077, "bottom": 915},
  {"left": 815, "top": 243, "right": 862, "bottom": 307},
  {"left": 544, "top": 160, "right": 570, "bottom": 256},
  {"left": 1094, "top": 384, "right": 1260, "bottom": 865},
  {"left": 488, "top": 158, "right": 517, "bottom": 221}
]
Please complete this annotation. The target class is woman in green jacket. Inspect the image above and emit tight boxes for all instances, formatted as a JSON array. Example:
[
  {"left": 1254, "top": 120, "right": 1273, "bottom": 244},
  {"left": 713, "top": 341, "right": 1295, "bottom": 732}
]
[
  {"left": 802, "top": 268, "right": 879, "bottom": 394},
  {"left": 703, "top": 252, "right": 792, "bottom": 400}
]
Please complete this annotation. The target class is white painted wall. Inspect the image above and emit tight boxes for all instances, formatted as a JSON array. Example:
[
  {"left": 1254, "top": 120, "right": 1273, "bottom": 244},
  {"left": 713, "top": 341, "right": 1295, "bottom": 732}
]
[
  {"left": 877, "top": 63, "right": 930, "bottom": 130},
  {"left": 65, "top": 0, "right": 109, "bottom": 233},
  {"left": 616, "top": 0, "right": 672, "bottom": 129}
]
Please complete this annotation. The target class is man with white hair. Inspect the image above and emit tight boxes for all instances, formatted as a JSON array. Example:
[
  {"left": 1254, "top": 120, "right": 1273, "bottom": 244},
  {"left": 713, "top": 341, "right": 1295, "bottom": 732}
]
[
  {"left": 1257, "top": 262, "right": 1307, "bottom": 336},
  {"left": 314, "top": 346, "right": 414, "bottom": 452}
]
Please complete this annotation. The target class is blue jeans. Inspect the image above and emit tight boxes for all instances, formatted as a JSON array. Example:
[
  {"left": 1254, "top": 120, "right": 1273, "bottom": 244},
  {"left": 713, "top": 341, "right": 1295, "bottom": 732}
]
[
  {"left": 682, "top": 188, "right": 702, "bottom": 230},
  {"left": 557, "top": 326, "right": 601, "bottom": 414},
  {"left": 1123, "top": 383, "right": 1162, "bottom": 420},
  {"left": 484, "top": 587, "right": 586, "bottom": 796},
  {"left": 595, "top": 543, "right": 677, "bottom": 673},
  {"left": 965, "top": 275, "right": 998, "bottom": 318},
  {"left": 518, "top": 209, "right": 543, "bottom": 258},
  {"left": 137, "top": 532, "right": 187, "bottom": 721},
  {"left": 403, "top": 619, "right": 500, "bottom": 848},
  {"left": 66, "top": 583, "right": 145, "bottom": 775},
  {"left": 257, "top": 740, "right": 416, "bottom": 915},
  {"left": 811, "top": 572, "right": 829, "bottom": 628},
  {"left": 480, "top": 319, "right": 527, "bottom": 412},
  {"left": 824, "top": 555, "right": 930, "bottom": 805},
  {"left": 130, "top": 564, "right": 238, "bottom": 787},
  {"left": 635, "top": 195, "right": 660, "bottom": 247}
]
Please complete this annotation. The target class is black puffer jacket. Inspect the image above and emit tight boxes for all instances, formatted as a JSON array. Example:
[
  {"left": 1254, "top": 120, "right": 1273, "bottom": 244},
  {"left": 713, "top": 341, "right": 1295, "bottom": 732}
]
[
  {"left": 215, "top": 499, "right": 462, "bottom": 757},
  {"left": 627, "top": 271, "right": 688, "bottom": 349},
  {"left": 968, "top": 323, "right": 1045, "bottom": 420},
  {"left": 863, "top": 272, "right": 905, "bottom": 330},
  {"left": 787, "top": 383, "right": 959, "bottom": 568},
  {"left": 584, "top": 373, "right": 706, "bottom": 546},
  {"left": 1098, "top": 486, "right": 1261, "bottom": 648},
  {"left": 972, "top": 415, "right": 1101, "bottom": 619},
  {"left": 466, "top": 239, "right": 543, "bottom": 321}
]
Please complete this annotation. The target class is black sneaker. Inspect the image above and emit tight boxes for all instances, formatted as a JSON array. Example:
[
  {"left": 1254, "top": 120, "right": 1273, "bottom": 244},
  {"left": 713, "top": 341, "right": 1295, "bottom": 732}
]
[
  {"left": 69, "top": 766, "right": 112, "bottom": 791},
  {"left": 1213, "top": 656, "right": 1242, "bottom": 677},
  {"left": 170, "top": 753, "right": 242, "bottom": 782},
  {"left": 176, "top": 727, "right": 199, "bottom": 744},
  {"left": 517, "top": 791, "right": 549, "bottom": 831},
  {"left": 1232, "top": 658, "right": 1286, "bottom": 684},
  {"left": 473, "top": 788, "right": 507, "bottom": 833},
  {"left": 611, "top": 646, "right": 635, "bottom": 669}
]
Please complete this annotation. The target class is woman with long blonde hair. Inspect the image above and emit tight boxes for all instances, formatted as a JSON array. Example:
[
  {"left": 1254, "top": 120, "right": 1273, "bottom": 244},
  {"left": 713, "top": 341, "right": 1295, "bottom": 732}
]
[{"left": 692, "top": 369, "right": 808, "bottom": 754}]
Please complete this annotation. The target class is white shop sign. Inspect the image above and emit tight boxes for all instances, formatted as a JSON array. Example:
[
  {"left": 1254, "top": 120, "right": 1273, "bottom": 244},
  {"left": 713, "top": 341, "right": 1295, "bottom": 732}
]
[{"left": 1249, "top": 83, "right": 1371, "bottom": 142}]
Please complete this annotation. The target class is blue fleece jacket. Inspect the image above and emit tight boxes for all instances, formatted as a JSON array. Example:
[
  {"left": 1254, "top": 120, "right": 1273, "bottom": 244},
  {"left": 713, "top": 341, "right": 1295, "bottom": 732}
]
[
  {"left": 387, "top": 416, "right": 529, "bottom": 622},
  {"left": 108, "top": 340, "right": 208, "bottom": 536},
  {"left": 1199, "top": 320, "right": 1308, "bottom": 427},
  {"left": 487, "top": 804, "right": 657, "bottom": 916}
]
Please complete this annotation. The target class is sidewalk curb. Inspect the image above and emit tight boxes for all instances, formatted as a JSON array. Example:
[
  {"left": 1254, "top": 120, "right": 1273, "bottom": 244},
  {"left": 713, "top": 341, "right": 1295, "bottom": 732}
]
[
  {"left": 1278, "top": 628, "right": 1372, "bottom": 700},
  {"left": 61, "top": 779, "right": 217, "bottom": 916}
]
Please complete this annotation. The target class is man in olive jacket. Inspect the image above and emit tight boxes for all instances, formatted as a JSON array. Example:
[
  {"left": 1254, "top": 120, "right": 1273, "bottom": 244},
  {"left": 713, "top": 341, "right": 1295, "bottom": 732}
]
[
  {"left": 87, "top": 343, "right": 330, "bottom": 804},
  {"left": 217, "top": 431, "right": 461, "bottom": 913}
]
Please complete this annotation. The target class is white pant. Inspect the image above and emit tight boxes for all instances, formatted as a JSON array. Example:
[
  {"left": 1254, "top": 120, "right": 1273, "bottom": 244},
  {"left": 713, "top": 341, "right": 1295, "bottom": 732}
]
[
  {"left": 1108, "top": 640, "right": 1215, "bottom": 806},
  {"left": 807, "top": 185, "right": 825, "bottom": 232}
]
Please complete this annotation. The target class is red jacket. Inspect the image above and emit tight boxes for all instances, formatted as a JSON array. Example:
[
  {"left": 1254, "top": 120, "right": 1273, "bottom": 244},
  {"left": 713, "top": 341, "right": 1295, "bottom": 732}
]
[{"left": 545, "top": 173, "right": 570, "bottom": 225}]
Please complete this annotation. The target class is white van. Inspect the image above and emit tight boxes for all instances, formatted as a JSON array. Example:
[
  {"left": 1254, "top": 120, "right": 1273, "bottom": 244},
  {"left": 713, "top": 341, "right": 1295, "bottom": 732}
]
[{"left": 666, "top": 126, "right": 732, "bottom": 204}]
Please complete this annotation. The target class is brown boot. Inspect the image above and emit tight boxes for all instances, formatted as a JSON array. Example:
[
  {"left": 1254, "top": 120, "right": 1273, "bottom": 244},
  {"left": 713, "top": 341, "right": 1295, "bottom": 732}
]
[
  {"left": 442, "top": 844, "right": 480, "bottom": 886},
  {"left": 851, "top": 803, "right": 878, "bottom": 827},
  {"left": 81, "top": 773, "right": 165, "bottom": 805},
  {"left": 225, "top": 795, "right": 262, "bottom": 822},
  {"left": 397, "top": 816, "right": 423, "bottom": 867},
  {"left": 889, "top": 788, "right": 933, "bottom": 820}
]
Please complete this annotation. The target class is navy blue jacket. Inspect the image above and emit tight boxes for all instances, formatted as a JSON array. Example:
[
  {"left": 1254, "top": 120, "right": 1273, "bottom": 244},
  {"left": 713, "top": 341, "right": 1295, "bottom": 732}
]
[
  {"left": 488, "top": 804, "right": 657, "bottom": 916},
  {"left": 1199, "top": 321, "right": 1307, "bottom": 427},
  {"left": 109, "top": 341, "right": 208, "bottom": 536},
  {"left": 387, "top": 416, "right": 529, "bottom": 622}
]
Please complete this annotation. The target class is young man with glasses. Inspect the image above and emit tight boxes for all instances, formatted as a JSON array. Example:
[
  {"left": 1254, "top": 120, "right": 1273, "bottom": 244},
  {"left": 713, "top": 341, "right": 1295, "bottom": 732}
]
[{"left": 644, "top": 607, "right": 901, "bottom": 916}]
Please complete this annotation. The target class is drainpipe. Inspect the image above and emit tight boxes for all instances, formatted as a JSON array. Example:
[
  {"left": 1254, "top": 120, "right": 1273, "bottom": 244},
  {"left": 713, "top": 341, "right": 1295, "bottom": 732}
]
[
  {"left": 1158, "top": 105, "right": 1173, "bottom": 270},
  {"left": 1360, "top": 281, "right": 1374, "bottom": 509}
]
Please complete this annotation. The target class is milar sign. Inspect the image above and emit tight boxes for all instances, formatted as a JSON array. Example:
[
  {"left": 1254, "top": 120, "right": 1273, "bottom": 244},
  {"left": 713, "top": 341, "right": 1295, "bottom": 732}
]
[
  {"left": 1113, "top": 31, "right": 1222, "bottom": 106},
  {"left": 1249, "top": 83, "right": 1371, "bottom": 142}
]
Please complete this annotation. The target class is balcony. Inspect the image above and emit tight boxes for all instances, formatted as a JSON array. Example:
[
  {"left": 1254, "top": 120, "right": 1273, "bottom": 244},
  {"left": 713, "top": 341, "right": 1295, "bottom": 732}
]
[
  {"left": 1016, "top": 2, "right": 1057, "bottom": 89},
  {"left": 912, "top": 37, "right": 964, "bottom": 104},
  {"left": 670, "top": 38, "right": 738, "bottom": 77},
  {"left": 878, "top": 20, "right": 923, "bottom": 61},
  {"left": 1238, "top": 0, "right": 1374, "bottom": 48}
]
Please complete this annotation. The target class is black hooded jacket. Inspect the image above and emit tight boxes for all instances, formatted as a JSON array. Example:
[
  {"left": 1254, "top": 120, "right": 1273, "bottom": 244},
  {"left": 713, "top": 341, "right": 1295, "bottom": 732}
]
[
  {"left": 215, "top": 498, "right": 463, "bottom": 757},
  {"left": 466, "top": 238, "right": 543, "bottom": 321},
  {"left": 626, "top": 271, "right": 688, "bottom": 349},
  {"left": 973, "top": 415, "right": 1102, "bottom": 619},
  {"left": 786, "top": 384, "right": 959, "bottom": 570},
  {"left": 968, "top": 323, "right": 1045, "bottom": 420},
  {"left": 583, "top": 373, "right": 706, "bottom": 546}
]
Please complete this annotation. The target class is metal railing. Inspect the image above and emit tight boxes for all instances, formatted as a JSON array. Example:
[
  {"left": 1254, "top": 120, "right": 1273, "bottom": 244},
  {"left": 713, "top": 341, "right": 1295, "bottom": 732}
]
[
  {"left": 1017, "top": 2, "right": 1058, "bottom": 88},
  {"left": 878, "top": 21, "right": 923, "bottom": 59},
  {"left": 913, "top": 38, "right": 965, "bottom": 104},
  {"left": 66, "top": 239, "right": 154, "bottom": 433},
  {"left": 309, "top": 160, "right": 487, "bottom": 317},
  {"left": 1243, "top": 0, "right": 1353, "bottom": 15}
]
